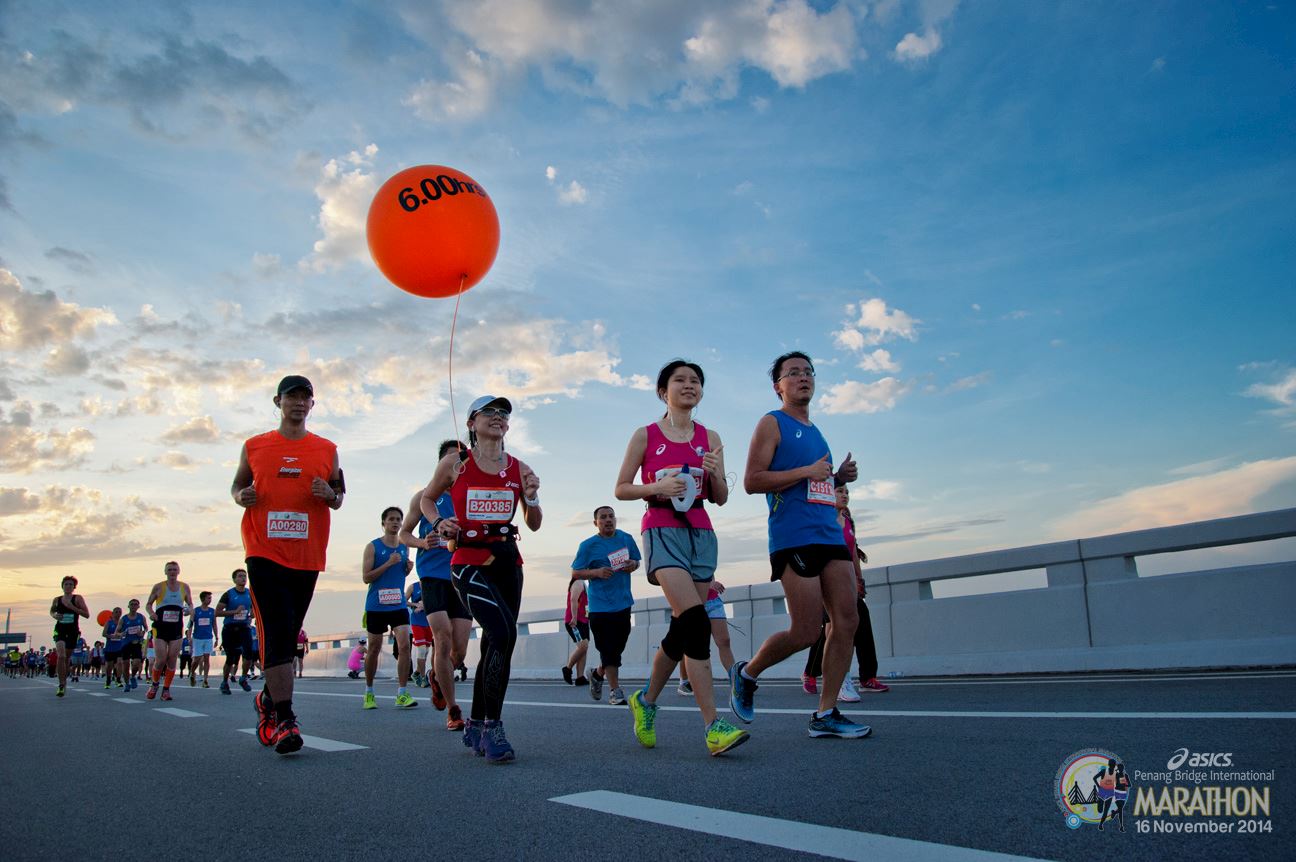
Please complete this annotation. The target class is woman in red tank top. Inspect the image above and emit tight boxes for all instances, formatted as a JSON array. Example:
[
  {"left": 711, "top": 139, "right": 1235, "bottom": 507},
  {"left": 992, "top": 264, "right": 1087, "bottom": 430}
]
[{"left": 418, "top": 394, "right": 542, "bottom": 764}]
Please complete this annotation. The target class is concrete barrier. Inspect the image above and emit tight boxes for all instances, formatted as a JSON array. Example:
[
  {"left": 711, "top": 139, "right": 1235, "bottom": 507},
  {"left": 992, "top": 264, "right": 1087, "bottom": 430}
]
[{"left": 302, "top": 508, "right": 1296, "bottom": 680}]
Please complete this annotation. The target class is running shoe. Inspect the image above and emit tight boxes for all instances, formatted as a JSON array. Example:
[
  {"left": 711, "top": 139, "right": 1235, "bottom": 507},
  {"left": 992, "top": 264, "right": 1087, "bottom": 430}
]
[
  {"left": 362, "top": 692, "right": 377, "bottom": 710},
  {"left": 104, "top": 679, "right": 111, "bottom": 690},
  {"left": 160, "top": 689, "right": 172, "bottom": 702},
  {"left": 561, "top": 666, "right": 573, "bottom": 685},
  {"left": 273, "top": 718, "right": 303, "bottom": 755},
  {"left": 801, "top": 673, "right": 818, "bottom": 695},
  {"left": 705, "top": 718, "right": 750, "bottom": 757},
  {"left": 859, "top": 677, "right": 890, "bottom": 693},
  {"left": 463, "top": 718, "right": 485, "bottom": 756},
  {"left": 729, "top": 660, "right": 757, "bottom": 724},
  {"left": 189, "top": 675, "right": 195, "bottom": 687},
  {"left": 411, "top": 671, "right": 423, "bottom": 688},
  {"left": 677, "top": 679, "right": 694, "bottom": 697},
  {"left": 629, "top": 689, "right": 657, "bottom": 749},
  {"left": 238, "top": 676, "right": 252, "bottom": 692},
  {"left": 56, "top": 687, "right": 65, "bottom": 697},
  {"left": 573, "top": 675, "right": 589, "bottom": 687},
  {"left": 254, "top": 690, "right": 277, "bottom": 746},
  {"left": 146, "top": 682, "right": 159, "bottom": 700},
  {"left": 220, "top": 680, "right": 231, "bottom": 695},
  {"left": 394, "top": 692, "right": 419, "bottom": 709},
  {"left": 807, "top": 708, "right": 872, "bottom": 739},
  {"left": 480, "top": 720, "right": 515, "bottom": 763},
  {"left": 430, "top": 675, "right": 446, "bottom": 710},
  {"left": 589, "top": 668, "right": 604, "bottom": 701},
  {"left": 838, "top": 676, "right": 861, "bottom": 703},
  {"left": 446, "top": 704, "right": 465, "bottom": 731},
  {"left": 202, "top": 680, "right": 210, "bottom": 689},
  {"left": 608, "top": 687, "right": 626, "bottom": 706}
]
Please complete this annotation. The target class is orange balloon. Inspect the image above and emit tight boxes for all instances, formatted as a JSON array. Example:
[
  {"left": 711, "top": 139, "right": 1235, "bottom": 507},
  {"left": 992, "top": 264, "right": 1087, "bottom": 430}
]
[
  {"left": 366, "top": 165, "right": 500, "bottom": 298},
  {"left": 96, "top": 609, "right": 112, "bottom": 626}
]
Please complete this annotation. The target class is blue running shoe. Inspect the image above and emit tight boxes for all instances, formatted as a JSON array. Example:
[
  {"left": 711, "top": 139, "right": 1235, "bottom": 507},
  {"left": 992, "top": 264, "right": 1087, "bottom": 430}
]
[
  {"left": 480, "top": 720, "right": 516, "bottom": 763},
  {"left": 729, "top": 660, "right": 757, "bottom": 724},
  {"left": 807, "top": 708, "right": 872, "bottom": 739},
  {"left": 463, "top": 719, "right": 485, "bottom": 756}
]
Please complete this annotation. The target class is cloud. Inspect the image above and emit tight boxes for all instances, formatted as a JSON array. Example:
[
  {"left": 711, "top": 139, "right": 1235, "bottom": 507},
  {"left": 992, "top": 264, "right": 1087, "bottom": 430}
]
[
  {"left": 0, "top": 268, "right": 117, "bottom": 351},
  {"left": 834, "top": 297, "right": 919, "bottom": 351},
  {"left": 1241, "top": 365, "right": 1296, "bottom": 428},
  {"left": 44, "top": 246, "right": 94, "bottom": 273},
  {"left": 1049, "top": 457, "right": 1296, "bottom": 538},
  {"left": 0, "top": 487, "right": 41, "bottom": 516},
  {"left": 945, "top": 371, "right": 990, "bottom": 393},
  {"left": 545, "top": 165, "right": 557, "bottom": 181},
  {"left": 42, "top": 344, "right": 91, "bottom": 375},
  {"left": 557, "top": 180, "right": 589, "bottom": 205},
  {"left": 820, "top": 376, "right": 911, "bottom": 415},
  {"left": 159, "top": 415, "right": 223, "bottom": 444},
  {"left": 302, "top": 144, "right": 379, "bottom": 271},
  {"left": 156, "top": 450, "right": 209, "bottom": 471},
  {"left": 893, "top": 0, "right": 960, "bottom": 64},
  {"left": 0, "top": 407, "right": 95, "bottom": 473},
  {"left": 857, "top": 348, "right": 899, "bottom": 373},
  {"left": 405, "top": 0, "right": 861, "bottom": 113},
  {"left": 852, "top": 479, "right": 901, "bottom": 500}
]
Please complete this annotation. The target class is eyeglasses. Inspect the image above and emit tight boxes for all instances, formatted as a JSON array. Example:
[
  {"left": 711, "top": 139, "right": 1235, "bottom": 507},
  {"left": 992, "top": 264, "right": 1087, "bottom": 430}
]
[
  {"left": 780, "top": 368, "right": 815, "bottom": 380},
  {"left": 475, "top": 407, "right": 511, "bottom": 419}
]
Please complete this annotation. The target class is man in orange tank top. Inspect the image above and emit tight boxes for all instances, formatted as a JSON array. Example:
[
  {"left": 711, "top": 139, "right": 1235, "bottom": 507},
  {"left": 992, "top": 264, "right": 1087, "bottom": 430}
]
[{"left": 230, "top": 375, "right": 344, "bottom": 755}]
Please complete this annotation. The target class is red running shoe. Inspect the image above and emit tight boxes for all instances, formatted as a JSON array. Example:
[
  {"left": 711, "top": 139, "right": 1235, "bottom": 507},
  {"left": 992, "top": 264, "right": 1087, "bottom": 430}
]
[
  {"left": 160, "top": 689, "right": 172, "bottom": 702},
  {"left": 800, "top": 673, "right": 817, "bottom": 695},
  {"left": 254, "top": 689, "right": 277, "bottom": 747},
  {"left": 446, "top": 703, "right": 465, "bottom": 731},
  {"left": 430, "top": 674, "right": 446, "bottom": 711},
  {"left": 859, "top": 677, "right": 890, "bottom": 693},
  {"left": 273, "top": 719, "right": 303, "bottom": 755}
]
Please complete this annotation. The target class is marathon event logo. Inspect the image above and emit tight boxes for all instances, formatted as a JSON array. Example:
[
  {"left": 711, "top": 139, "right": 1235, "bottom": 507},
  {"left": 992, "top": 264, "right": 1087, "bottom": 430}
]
[{"left": 1055, "top": 747, "right": 1275, "bottom": 837}]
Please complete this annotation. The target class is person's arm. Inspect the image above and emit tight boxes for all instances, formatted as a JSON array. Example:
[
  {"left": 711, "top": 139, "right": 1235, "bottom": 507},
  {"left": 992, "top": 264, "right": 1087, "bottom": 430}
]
[
  {"left": 568, "top": 581, "right": 584, "bottom": 619},
  {"left": 614, "top": 426, "right": 686, "bottom": 501},
  {"left": 231, "top": 444, "right": 256, "bottom": 508},
  {"left": 518, "top": 461, "right": 542, "bottom": 531},
  {"left": 215, "top": 592, "right": 232, "bottom": 619},
  {"left": 182, "top": 585, "right": 194, "bottom": 617},
  {"left": 73, "top": 595, "right": 89, "bottom": 619},
  {"left": 144, "top": 584, "right": 160, "bottom": 622},
  {"left": 361, "top": 542, "right": 394, "bottom": 585},
  {"left": 398, "top": 491, "right": 437, "bottom": 550},
  {"left": 49, "top": 599, "right": 60, "bottom": 622},
  {"left": 419, "top": 454, "right": 460, "bottom": 536},
  {"left": 310, "top": 451, "right": 344, "bottom": 511},
  {"left": 701, "top": 429, "right": 729, "bottom": 507}
]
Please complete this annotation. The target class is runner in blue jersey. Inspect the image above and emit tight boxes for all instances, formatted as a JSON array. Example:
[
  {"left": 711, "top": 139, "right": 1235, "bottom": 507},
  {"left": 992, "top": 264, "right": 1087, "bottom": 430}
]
[
  {"left": 361, "top": 506, "right": 417, "bottom": 710},
  {"left": 216, "top": 569, "right": 255, "bottom": 694},
  {"left": 730, "top": 351, "right": 870, "bottom": 739},
  {"left": 117, "top": 599, "right": 148, "bottom": 692},
  {"left": 188, "top": 591, "right": 217, "bottom": 687},
  {"left": 570, "top": 506, "right": 640, "bottom": 706},
  {"left": 102, "top": 607, "right": 124, "bottom": 688},
  {"left": 71, "top": 638, "right": 87, "bottom": 684},
  {"left": 405, "top": 578, "right": 431, "bottom": 689},
  {"left": 398, "top": 439, "right": 471, "bottom": 731}
]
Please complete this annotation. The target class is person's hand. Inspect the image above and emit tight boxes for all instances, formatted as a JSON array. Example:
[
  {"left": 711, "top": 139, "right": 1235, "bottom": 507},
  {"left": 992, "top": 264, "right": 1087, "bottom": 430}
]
[
  {"left": 594, "top": 567, "right": 614, "bottom": 580},
  {"left": 235, "top": 484, "right": 257, "bottom": 508},
  {"left": 404, "top": 558, "right": 414, "bottom": 574},
  {"left": 804, "top": 454, "right": 833, "bottom": 482},
  {"left": 701, "top": 445, "right": 724, "bottom": 477},
  {"left": 438, "top": 517, "right": 461, "bottom": 539},
  {"left": 835, "top": 451, "right": 857, "bottom": 485},
  {"left": 523, "top": 472, "right": 540, "bottom": 498},
  {"left": 655, "top": 472, "right": 687, "bottom": 497},
  {"left": 311, "top": 477, "right": 336, "bottom": 501}
]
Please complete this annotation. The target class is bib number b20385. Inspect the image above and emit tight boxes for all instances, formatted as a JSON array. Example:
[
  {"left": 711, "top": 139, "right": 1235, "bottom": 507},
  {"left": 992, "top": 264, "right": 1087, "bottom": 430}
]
[{"left": 465, "top": 489, "right": 514, "bottom": 522}]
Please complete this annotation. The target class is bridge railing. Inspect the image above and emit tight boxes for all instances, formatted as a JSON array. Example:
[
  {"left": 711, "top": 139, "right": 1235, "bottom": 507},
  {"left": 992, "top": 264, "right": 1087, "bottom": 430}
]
[{"left": 304, "top": 508, "right": 1296, "bottom": 679}]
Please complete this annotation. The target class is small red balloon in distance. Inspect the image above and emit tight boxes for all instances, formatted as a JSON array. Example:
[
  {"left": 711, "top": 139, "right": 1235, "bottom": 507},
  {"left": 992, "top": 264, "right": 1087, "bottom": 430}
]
[
  {"left": 366, "top": 165, "right": 500, "bottom": 299},
  {"left": 96, "top": 609, "right": 112, "bottom": 626}
]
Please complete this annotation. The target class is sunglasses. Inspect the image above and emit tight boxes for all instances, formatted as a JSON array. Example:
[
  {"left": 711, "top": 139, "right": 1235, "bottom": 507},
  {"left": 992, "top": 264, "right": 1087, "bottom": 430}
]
[{"left": 476, "top": 407, "right": 511, "bottom": 419}]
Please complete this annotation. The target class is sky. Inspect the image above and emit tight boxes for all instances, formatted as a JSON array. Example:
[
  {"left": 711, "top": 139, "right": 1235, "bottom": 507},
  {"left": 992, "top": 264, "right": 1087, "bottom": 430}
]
[{"left": 1, "top": 0, "right": 1293, "bottom": 646}]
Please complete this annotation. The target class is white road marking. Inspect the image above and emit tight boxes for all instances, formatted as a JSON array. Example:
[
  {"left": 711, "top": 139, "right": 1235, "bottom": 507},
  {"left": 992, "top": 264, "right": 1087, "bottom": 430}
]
[
  {"left": 113, "top": 698, "right": 142, "bottom": 704},
  {"left": 85, "top": 692, "right": 111, "bottom": 697},
  {"left": 504, "top": 699, "right": 1296, "bottom": 720},
  {"left": 551, "top": 790, "right": 1044, "bottom": 862},
  {"left": 155, "top": 707, "right": 206, "bottom": 718},
  {"left": 238, "top": 728, "right": 367, "bottom": 751}
]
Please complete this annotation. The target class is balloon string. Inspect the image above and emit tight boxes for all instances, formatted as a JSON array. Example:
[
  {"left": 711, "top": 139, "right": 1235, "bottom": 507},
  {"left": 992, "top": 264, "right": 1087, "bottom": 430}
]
[{"left": 449, "top": 274, "right": 466, "bottom": 474}]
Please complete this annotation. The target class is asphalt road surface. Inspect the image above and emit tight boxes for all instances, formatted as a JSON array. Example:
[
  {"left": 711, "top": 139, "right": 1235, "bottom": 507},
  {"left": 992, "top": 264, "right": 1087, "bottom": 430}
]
[{"left": 2, "top": 669, "right": 1292, "bottom": 861}]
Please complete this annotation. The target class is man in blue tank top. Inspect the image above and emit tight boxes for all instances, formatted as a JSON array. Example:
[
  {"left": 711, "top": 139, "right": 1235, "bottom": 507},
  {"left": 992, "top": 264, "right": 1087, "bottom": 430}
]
[
  {"left": 188, "top": 591, "right": 217, "bottom": 687},
  {"left": 361, "top": 506, "right": 418, "bottom": 710},
  {"left": 118, "top": 599, "right": 148, "bottom": 691},
  {"left": 730, "top": 351, "right": 871, "bottom": 740}
]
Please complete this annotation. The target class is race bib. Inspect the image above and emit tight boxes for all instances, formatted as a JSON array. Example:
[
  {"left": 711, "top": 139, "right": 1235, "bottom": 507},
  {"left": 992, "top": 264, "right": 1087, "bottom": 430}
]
[
  {"left": 267, "top": 510, "right": 309, "bottom": 539},
  {"left": 806, "top": 479, "right": 835, "bottom": 505},
  {"left": 378, "top": 588, "right": 402, "bottom": 606},
  {"left": 196, "top": 618, "right": 211, "bottom": 630},
  {"left": 59, "top": 613, "right": 76, "bottom": 624},
  {"left": 608, "top": 547, "right": 631, "bottom": 570},
  {"left": 233, "top": 608, "right": 248, "bottom": 621},
  {"left": 162, "top": 610, "right": 180, "bottom": 623},
  {"left": 466, "top": 488, "right": 514, "bottom": 522}
]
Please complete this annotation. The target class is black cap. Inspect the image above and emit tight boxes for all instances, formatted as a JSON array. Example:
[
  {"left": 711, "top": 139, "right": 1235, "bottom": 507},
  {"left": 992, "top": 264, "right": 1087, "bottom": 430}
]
[{"left": 276, "top": 375, "right": 314, "bottom": 397}]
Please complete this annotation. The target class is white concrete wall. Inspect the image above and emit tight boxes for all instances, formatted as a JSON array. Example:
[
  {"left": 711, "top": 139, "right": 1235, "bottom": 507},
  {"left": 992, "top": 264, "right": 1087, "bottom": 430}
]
[{"left": 303, "top": 507, "right": 1296, "bottom": 679}]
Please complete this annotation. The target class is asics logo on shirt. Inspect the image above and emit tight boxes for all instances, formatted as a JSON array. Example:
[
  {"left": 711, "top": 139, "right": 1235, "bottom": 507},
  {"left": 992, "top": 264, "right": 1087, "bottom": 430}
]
[
  {"left": 655, "top": 444, "right": 667, "bottom": 455},
  {"left": 283, "top": 457, "right": 299, "bottom": 462}
]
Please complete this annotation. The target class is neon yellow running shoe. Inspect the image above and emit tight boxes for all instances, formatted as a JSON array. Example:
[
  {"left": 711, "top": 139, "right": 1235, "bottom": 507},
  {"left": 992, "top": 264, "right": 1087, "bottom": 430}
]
[
  {"left": 362, "top": 691, "right": 377, "bottom": 710},
  {"left": 629, "top": 689, "right": 657, "bottom": 749},
  {"left": 705, "top": 717, "right": 750, "bottom": 757},
  {"left": 394, "top": 692, "right": 419, "bottom": 709}
]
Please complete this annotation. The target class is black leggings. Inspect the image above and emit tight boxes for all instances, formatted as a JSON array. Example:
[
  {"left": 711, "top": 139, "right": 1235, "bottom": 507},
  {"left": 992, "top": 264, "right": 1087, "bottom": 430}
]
[
  {"left": 247, "top": 557, "right": 319, "bottom": 670},
  {"left": 804, "top": 596, "right": 878, "bottom": 680},
  {"left": 452, "top": 547, "right": 523, "bottom": 721}
]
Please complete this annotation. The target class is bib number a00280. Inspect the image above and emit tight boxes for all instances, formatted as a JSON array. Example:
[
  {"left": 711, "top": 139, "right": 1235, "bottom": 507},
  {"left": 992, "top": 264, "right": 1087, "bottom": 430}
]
[{"left": 267, "top": 511, "right": 309, "bottom": 539}]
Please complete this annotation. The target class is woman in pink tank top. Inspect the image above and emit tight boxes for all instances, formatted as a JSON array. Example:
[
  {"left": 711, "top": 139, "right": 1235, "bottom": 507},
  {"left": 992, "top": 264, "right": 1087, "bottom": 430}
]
[{"left": 614, "top": 360, "right": 749, "bottom": 757}]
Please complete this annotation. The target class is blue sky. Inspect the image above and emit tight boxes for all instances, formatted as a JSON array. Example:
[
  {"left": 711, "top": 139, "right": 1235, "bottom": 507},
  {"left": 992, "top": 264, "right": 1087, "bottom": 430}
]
[{"left": 1, "top": 0, "right": 1293, "bottom": 640}]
